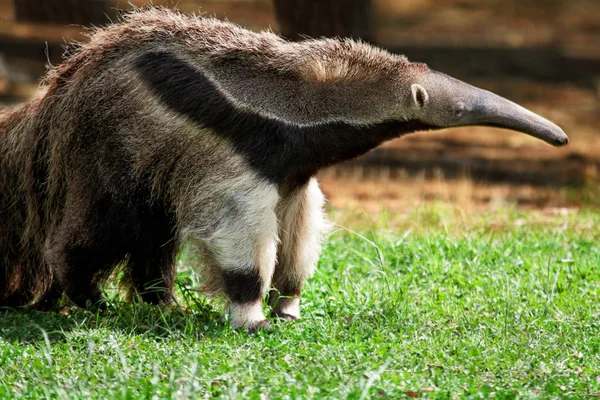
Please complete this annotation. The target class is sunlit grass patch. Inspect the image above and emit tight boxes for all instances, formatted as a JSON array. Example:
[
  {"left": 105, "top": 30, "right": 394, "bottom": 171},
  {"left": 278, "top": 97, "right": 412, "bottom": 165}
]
[{"left": 1, "top": 206, "right": 599, "bottom": 398}]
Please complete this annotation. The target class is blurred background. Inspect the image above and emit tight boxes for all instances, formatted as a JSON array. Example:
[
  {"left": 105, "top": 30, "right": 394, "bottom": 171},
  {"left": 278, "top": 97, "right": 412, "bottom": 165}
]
[{"left": 0, "top": 0, "right": 598, "bottom": 213}]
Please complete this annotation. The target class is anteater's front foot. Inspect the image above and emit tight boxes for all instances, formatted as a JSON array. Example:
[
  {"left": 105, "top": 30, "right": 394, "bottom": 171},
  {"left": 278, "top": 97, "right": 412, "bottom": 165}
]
[
  {"left": 272, "top": 312, "right": 298, "bottom": 322},
  {"left": 269, "top": 292, "right": 300, "bottom": 322},
  {"left": 230, "top": 301, "right": 271, "bottom": 334},
  {"left": 246, "top": 319, "right": 271, "bottom": 334}
]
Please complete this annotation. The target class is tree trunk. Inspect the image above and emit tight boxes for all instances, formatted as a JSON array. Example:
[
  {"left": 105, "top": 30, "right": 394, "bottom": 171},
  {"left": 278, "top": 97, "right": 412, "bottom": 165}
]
[
  {"left": 273, "top": 0, "right": 373, "bottom": 42},
  {"left": 13, "top": 0, "right": 113, "bottom": 26}
]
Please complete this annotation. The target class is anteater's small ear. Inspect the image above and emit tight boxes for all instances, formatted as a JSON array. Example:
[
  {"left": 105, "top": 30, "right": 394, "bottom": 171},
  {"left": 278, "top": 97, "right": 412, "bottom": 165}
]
[{"left": 411, "top": 84, "right": 429, "bottom": 109}]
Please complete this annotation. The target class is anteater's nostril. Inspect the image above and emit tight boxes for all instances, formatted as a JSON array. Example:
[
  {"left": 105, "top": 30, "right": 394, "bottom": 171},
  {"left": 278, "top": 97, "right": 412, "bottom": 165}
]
[{"left": 553, "top": 134, "right": 569, "bottom": 146}]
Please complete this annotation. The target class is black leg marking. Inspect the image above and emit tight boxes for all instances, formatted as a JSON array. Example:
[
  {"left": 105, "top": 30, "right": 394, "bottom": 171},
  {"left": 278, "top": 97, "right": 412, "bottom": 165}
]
[
  {"left": 269, "top": 276, "right": 303, "bottom": 321},
  {"left": 221, "top": 268, "right": 263, "bottom": 304},
  {"left": 274, "top": 278, "right": 302, "bottom": 298}
]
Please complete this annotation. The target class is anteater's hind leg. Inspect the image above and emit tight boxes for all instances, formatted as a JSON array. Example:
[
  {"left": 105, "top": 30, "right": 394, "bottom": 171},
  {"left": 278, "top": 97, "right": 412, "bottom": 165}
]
[
  {"left": 47, "top": 240, "right": 120, "bottom": 308},
  {"left": 45, "top": 194, "right": 131, "bottom": 309},
  {"left": 126, "top": 208, "right": 179, "bottom": 305},
  {"left": 270, "top": 178, "right": 328, "bottom": 321}
]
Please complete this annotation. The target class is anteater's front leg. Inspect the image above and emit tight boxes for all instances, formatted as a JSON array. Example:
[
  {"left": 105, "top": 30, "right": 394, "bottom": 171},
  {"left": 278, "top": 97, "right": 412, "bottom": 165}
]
[
  {"left": 198, "top": 183, "right": 280, "bottom": 332},
  {"left": 270, "top": 178, "right": 328, "bottom": 321}
]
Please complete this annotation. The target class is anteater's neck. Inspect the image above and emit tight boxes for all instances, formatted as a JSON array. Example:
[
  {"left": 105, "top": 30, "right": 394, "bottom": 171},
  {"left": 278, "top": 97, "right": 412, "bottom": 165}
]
[{"left": 135, "top": 50, "right": 438, "bottom": 185}]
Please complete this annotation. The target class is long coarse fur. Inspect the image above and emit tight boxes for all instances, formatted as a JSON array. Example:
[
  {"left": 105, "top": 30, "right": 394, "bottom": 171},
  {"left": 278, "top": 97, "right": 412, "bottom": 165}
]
[{"left": 0, "top": 8, "right": 432, "bottom": 325}]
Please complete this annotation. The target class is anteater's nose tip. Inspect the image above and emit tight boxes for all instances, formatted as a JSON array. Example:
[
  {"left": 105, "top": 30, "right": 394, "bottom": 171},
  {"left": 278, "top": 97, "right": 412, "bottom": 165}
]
[{"left": 555, "top": 133, "right": 569, "bottom": 147}]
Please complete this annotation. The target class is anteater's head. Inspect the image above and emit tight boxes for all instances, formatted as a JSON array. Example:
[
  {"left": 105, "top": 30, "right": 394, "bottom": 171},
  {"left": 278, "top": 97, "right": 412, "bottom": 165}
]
[
  {"left": 289, "top": 39, "right": 568, "bottom": 147},
  {"left": 401, "top": 68, "right": 568, "bottom": 146}
]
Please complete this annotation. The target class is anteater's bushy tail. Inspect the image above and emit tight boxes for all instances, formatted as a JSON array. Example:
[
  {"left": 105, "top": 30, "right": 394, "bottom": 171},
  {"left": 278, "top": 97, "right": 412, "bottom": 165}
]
[{"left": 0, "top": 103, "right": 57, "bottom": 308}]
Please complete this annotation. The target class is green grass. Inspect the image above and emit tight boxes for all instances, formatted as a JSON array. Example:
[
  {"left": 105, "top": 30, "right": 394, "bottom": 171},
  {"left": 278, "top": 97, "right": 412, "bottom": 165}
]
[{"left": 1, "top": 206, "right": 599, "bottom": 399}]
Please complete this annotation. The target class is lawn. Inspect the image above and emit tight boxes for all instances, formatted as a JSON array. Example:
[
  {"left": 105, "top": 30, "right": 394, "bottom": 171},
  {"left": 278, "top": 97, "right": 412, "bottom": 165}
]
[{"left": 1, "top": 205, "right": 599, "bottom": 399}]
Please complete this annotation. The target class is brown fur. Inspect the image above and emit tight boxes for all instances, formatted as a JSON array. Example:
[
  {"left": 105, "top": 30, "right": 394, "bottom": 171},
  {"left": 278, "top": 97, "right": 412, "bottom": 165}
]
[
  {"left": 0, "top": 8, "right": 425, "bottom": 313},
  {"left": 1, "top": 8, "right": 567, "bottom": 330}
]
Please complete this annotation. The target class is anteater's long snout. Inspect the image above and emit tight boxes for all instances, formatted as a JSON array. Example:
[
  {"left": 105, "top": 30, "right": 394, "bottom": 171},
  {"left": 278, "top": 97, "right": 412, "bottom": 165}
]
[{"left": 469, "top": 88, "right": 569, "bottom": 147}]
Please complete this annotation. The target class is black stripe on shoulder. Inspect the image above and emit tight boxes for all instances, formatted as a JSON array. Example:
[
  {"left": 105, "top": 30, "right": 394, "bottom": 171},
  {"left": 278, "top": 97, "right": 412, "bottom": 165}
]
[{"left": 134, "top": 50, "right": 439, "bottom": 183}]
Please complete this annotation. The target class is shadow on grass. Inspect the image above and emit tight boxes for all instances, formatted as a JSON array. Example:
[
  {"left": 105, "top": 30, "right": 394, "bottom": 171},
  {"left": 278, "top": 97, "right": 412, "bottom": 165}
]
[{"left": 0, "top": 291, "right": 225, "bottom": 344}]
